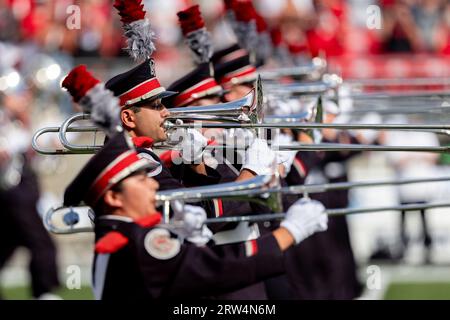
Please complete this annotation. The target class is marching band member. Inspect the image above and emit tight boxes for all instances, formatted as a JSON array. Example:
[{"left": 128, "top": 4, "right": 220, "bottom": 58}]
[
  {"left": 62, "top": 131, "right": 328, "bottom": 300},
  {"left": 61, "top": 63, "right": 303, "bottom": 300},
  {"left": 161, "top": 5, "right": 277, "bottom": 299},
  {"left": 0, "top": 65, "right": 60, "bottom": 299},
  {"left": 220, "top": 5, "right": 363, "bottom": 297},
  {"left": 104, "top": 0, "right": 277, "bottom": 191},
  {"left": 282, "top": 100, "right": 363, "bottom": 299}
]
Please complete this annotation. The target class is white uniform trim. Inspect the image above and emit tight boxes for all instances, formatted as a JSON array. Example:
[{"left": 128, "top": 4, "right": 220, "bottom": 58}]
[
  {"left": 93, "top": 253, "right": 110, "bottom": 300},
  {"left": 213, "top": 222, "right": 260, "bottom": 245}
]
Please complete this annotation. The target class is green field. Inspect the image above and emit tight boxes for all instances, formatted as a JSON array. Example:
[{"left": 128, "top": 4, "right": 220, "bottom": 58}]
[
  {"left": 1, "top": 286, "right": 94, "bottom": 300},
  {"left": 3, "top": 282, "right": 450, "bottom": 300},
  {"left": 384, "top": 282, "right": 450, "bottom": 300}
]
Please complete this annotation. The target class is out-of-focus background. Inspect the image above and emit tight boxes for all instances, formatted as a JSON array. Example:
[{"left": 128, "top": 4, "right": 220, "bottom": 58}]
[{"left": 2, "top": 0, "right": 450, "bottom": 299}]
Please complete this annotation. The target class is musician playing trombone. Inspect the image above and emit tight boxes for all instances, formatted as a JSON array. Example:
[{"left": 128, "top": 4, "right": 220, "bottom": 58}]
[
  {"left": 101, "top": 1, "right": 284, "bottom": 196},
  {"left": 62, "top": 131, "right": 328, "bottom": 300}
]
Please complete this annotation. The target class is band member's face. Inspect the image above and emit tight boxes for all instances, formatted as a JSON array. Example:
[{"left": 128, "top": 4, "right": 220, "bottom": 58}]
[
  {"left": 122, "top": 99, "right": 170, "bottom": 142},
  {"left": 107, "top": 172, "right": 159, "bottom": 219},
  {"left": 223, "top": 84, "right": 253, "bottom": 102},
  {"left": 194, "top": 96, "right": 221, "bottom": 106},
  {"left": 194, "top": 97, "right": 223, "bottom": 135}
]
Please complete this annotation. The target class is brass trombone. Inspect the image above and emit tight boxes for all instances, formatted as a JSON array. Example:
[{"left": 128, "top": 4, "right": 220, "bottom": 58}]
[
  {"left": 32, "top": 124, "right": 102, "bottom": 155},
  {"left": 157, "top": 173, "right": 283, "bottom": 222},
  {"left": 31, "top": 74, "right": 450, "bottom": 155},
  {"left": 44, "top": 173, "right": 283, "bottom": 233},
  {"left": 206, "top": 202, "right": 450, "bottom": 225},
  {"left": 43, "top": 175, "right": 450, "bottom": 234},
  {"left": 33, "top": 114, "right": 450, "bottom": 155},
  {"left": 166, "top": 87, "right": 262, "bottom": 124},
  {"left": 346, "top": 77, "right": 450, "bottom": 88},
  {"left": 259, "top": 57, "right": 327, "bottom": 82}
]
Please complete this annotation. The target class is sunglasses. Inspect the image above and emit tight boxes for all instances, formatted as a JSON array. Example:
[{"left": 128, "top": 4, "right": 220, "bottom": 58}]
[{"left": 124, "top": 99, "right": 166, "bottom": 111}]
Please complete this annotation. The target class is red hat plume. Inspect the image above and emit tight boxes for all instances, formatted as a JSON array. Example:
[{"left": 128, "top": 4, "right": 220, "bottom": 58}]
[{"left": 62, "top": 65, "right": 100, "bottom": 103}]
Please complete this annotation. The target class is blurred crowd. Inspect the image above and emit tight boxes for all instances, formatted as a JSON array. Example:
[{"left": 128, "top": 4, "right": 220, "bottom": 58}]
[{"left": 1, "top": 0, "right": 450, "bottom": 60}]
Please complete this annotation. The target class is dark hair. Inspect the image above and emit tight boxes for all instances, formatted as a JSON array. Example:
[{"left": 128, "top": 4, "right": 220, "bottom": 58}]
[
  {"left": 93, "top": 180, "right": 124, "bottom": 218},
  {"left": 129, "top": 105, "right": 141, "bottom": 114}
]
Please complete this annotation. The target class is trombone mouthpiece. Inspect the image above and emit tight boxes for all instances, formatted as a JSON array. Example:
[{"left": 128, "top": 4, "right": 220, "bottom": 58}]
[{"left": 163, "top": 121, "right": 176, "bottom": 131}]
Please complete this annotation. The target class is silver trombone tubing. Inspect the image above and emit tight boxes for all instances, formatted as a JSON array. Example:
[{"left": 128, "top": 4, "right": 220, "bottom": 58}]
[
  {"left": 266, "top": 82, "right": 332, "bottom": 96},
  {"left": 154, "top": 142, "right": 450, "bottom": 153},
  {"left": 164, "top": 121, "right": 450, "bottom": 133},
  {"left": 340, "top": 90, "right": 450, "bottom": 100},
  {"left": 43, "top": 176, "right": 450, "bottom": 234},
  {"left": 32, "top": 125, "right": 101, "bottom": 155},
  {"left": 167, "top": 78, "right": 264, "bottom": 124},
  {"left": 346, "top": 77, "right": 450, "bottom": 87},
  {"left": 35, "top": 136, "right": 450, "bottom": 157},
  {"left": 192, "top": 176, "right": 450, "bottom": 200},
  {"left": 166, "top": 89, "right": 259, "bottom": 124},
  {"left": 58, "top": 113, "right": 99, "bottom": 153},
  {"left": 204, "top": 202, "right": 450, "bottom": 225},
  {"left": 259, "top": 58, "right": 327, "bottom": 81},
  {"left": 156, "top": 174, "right": 283, "bottom": 222}
]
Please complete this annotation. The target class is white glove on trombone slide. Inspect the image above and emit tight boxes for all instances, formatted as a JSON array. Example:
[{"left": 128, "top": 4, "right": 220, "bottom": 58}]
[
  {"left": 241, "top": 138, "right": 276, "bottom": 176},
  {"left": 281, "top": 198, "right": 328, "bottom": 244},
  {"left": 171, "top": 201, "right": 213, "bottom": 246},
  {"left": 168, "top": 126, "right": 208, "bottom": 163},
  {"left": 225, "top": 128, "right": 256, "bottom": 149},
  {"left": 273, "top": 133, "right": 297, "bottom": 177}
]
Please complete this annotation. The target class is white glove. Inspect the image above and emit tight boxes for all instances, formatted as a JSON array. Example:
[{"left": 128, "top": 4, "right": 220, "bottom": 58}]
[
  {"left": 171, "top": 201, "right": 213, "bottom": 246},
  {"left": 281, "top": 198, "right": 328, "bottom": 244},
  {"left": 226, "top": 128, "right": 256, "bottom": 149},
  {"left": 170, "top": 128, "right": 208, "bottom": 163},
  {"left": 271, "top": 100, "right": 294, "bottom": 116},
  {"left": 273, "top": 133, "right": 296, "bottom": 177},
  {"left": 324, "top": 100, "right": 340, "bottom": 115},
  {"left": 348, "top": 112, "right": 381, "bottom": 144},
  {"left": 241, "top": 138, "right": 276, "bottom": 176}
]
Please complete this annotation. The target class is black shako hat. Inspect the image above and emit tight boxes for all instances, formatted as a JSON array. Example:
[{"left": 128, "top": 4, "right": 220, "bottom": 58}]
[
  {"left": 214, "top": 53, "right": 258, "bottom": 89},
  {"left": 163, "top": 63, "right": 225, "bottom": 108},
  {"left": 105, "top": 59, "right": 177, "bottom": 108},
  {"left": 64, "top": 133, "right": 159, "bottom": 208}
]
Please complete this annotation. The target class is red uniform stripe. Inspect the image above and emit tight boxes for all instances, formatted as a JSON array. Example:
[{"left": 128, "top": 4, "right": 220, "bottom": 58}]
[
  {"left": 293, "top": 157, "right": 307, "bottom": 178},
  {"left": 213, "top": 198, "right": 224, "bottom": 217},
  {"left": 251, "top": 239, "right": 258, "bottom": 255},
  {"left": 245, "top": 239, "right": 258, "bottom": 257}
]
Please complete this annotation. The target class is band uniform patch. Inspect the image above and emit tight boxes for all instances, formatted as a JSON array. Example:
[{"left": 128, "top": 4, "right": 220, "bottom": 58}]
[{"left": 144, "top": 228, "right": 181, "bottom": 260}]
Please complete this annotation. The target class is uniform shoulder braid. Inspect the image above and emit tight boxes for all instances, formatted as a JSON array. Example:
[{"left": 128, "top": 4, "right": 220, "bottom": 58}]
[{"left": 95, "top": 231, "right": 129, "bottom": 254}]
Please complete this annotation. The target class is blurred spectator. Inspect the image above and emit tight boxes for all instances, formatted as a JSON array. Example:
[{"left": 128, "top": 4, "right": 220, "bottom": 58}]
[
  {"left": 0, "top": 0, "right": 20, "bottom": 41},
  {"left": 437, "top": 1, "right": 450, "bottom": 54},
  {"left": 378, "top": 0, "right": 422, "bottom": 53},
  {"left": 305, "top": 0, "right": 348, "bottom": 57},
  {"left": 0, "top": 85, "right": 60, "bottom": 300},
  {"left": 413, "top": 0, "right": 445, "bottom": 52}
]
